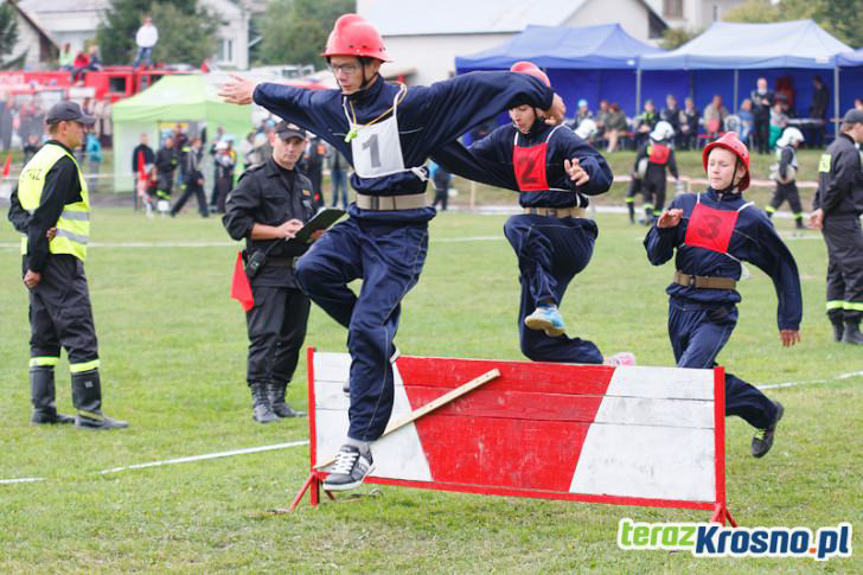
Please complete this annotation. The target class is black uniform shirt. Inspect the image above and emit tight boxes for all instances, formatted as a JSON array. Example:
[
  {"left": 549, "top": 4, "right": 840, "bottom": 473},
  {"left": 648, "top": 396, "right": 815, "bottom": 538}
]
[
  {"left": 813, "top": 133, "right": 863, "bottom": 217},
  {"left": 155, "top": 147, "right": 177, "bottom": 175},
  {"left": 222, "top": 158, "right": 315, "bottom": 287},
  {"left": 7, "top": 140, "right": 82, "bottom": 273}
]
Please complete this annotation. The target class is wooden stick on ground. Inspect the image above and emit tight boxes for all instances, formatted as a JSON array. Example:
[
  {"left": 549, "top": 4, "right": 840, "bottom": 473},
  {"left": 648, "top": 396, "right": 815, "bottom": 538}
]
[{"left": 314, "top": 368, "right": 501, "bottom": 470}]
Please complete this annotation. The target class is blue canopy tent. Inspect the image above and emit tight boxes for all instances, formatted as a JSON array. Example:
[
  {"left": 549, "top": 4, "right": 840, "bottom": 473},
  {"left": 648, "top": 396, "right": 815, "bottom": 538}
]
[
  {"left": 455, "top": 24, "right": 664, "bottom": 118},
  {"left": 639, "top": 20, "right": 853, "bottom": 137},
  {"left": 837, "top": 50, "right": 863, "bottom": 113}
]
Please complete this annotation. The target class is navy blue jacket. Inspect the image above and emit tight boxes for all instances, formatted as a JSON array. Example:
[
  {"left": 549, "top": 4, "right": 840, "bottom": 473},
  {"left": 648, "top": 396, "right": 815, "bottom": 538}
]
[
  {"left": 253, "top": 72, "right": 553, "bottom": 222},
  {"left": 431, "top": 120, "right": 613, "bottom": 208},
  {"left": 644, "top": 188, "right": 802, "bottom": 330}
]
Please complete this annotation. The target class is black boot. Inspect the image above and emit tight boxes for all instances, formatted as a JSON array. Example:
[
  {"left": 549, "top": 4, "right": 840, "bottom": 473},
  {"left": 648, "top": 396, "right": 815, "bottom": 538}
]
[
  {"left": 794, "top": 217, "right": 805, "bottom": 230},
  {"left": 30, "top": 366, "right": 74, "bottom": 425},
  {"left": 71, "top": 369, "right": 129, "bottom": 430},
  {"left": 842, "top": 321, "right": 863, "bottom": 345},
  {"left": 267, "top": 382, "right": 305, "bottom": 418},
  {"left": 250, "top": 382, "right": 278, "bottom": 423},
  {"left": 832, "top": 319, "right": 845, "bottom": 343}
]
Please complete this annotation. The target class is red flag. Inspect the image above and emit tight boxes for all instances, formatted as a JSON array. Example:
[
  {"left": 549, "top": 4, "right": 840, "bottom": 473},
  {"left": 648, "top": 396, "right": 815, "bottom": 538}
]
[
  {"left": 2, "top": 154, "right": 10, "bottom": 176},
  {"left": 137, "top": 150, "right": 146, "bottom": 182},
  {"left": 230, "top": 251, "right": 254, "bottom": 311}
]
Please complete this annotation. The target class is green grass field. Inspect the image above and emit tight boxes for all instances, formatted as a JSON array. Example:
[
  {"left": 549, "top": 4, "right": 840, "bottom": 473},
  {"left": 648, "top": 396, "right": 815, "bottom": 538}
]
[{"left": 1, "top": 205, "right": 860, "bottom": 573}]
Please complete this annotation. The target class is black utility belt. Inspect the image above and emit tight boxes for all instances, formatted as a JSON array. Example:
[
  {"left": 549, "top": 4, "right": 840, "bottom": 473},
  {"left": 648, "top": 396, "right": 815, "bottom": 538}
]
[
  {"left": 267, "top": 257, "right": 295, "bottom": 267},
  {"left": 245, "top": 249, "right": 294, "bottom": 278}
]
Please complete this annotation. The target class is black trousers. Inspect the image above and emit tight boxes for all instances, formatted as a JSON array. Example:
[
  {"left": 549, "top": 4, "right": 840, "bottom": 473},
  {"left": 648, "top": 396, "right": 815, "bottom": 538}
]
[
  {"left": 754, "top": 118, "right": 770, "bottom": 154},
  {"left": 171, "top": 181, "right": 209, "bottom": 216},
  {"left": 245, "top": 284, "right": 311, "bottom": 386},
  {"left": 768, "top": 182, "right": 803, "bottom": 217},
  {"left": 27, "top": 255, "right": 99, "bottom": 367},
  {"left": 823, "top": 215, "right": 863, "bottom": 323}
]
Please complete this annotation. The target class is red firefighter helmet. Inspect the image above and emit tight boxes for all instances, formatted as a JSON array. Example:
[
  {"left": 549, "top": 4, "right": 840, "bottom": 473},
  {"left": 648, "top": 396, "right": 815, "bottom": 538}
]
[
  {"left": 702, "top": 132, "right": 751, "bottom": 191},
  {"left": 322, "top": 14, "right": 391, "bottom": 62},
  {"left": 510, "top": 61, "right": 550, "bottom": 87}
]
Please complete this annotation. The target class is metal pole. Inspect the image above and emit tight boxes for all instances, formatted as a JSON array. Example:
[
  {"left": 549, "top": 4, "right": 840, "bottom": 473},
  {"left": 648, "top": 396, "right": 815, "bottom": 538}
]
[
  {"left": 733, "top": 69, "right": 739, "bottom": 114},
  {"left": 636, "top": 68, "right": 642, "bottom": 116},
  {"left": 833, "top": 65, "right": 840, "bottom": 140}
]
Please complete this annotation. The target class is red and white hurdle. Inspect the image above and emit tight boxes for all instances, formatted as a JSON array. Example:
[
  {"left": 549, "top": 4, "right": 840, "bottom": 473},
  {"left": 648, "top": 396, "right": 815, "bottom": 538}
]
[{"left": 291, "top": 349, "right": 736, "bottom": 526}]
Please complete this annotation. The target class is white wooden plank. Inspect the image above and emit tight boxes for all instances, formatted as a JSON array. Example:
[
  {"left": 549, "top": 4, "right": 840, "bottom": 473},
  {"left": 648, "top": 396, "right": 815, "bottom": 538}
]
[
  {"left": 593, "top": 396, "right": 714, "bottom": 429},
  {"left": 605, "top": 366, "right": 715, "bottom": 400},
  {"left": 570, "top": 423, "right": 716, "bottom": 502}
]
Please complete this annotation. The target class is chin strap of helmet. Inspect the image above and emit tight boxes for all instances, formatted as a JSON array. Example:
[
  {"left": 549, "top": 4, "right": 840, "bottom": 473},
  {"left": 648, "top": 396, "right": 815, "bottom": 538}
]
[{"left": 716, "top": 158, "right": 742, "bottom": 198}]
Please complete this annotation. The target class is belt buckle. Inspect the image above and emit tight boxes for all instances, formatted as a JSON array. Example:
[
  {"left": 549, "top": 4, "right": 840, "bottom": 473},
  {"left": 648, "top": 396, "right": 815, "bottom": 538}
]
[
  {"left": 549, "top": 208, "right": 558, "bottom": 218},
  {"left": 688, "top": 274, "right": 697, "bottom": 288}
]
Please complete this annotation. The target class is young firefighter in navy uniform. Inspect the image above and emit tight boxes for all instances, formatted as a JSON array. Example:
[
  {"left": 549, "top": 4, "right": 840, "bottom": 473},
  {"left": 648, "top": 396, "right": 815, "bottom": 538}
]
[
  {"left": 766, "top": 126, "right": 806, "bottom": 230},
  {"left": 220, "top": 14, "right": 565, "bottom": 491},
  {"left": 433, "top": 61, "right": 632, "bottom": 366},
  {"left": 6, "top": 101, "right": 127, "bottom": 429},
  {"left": 644, "top": 133, "right": 801, "bottom": 458},
  {"left": 223, "top": 122, "right": 318, "bottom": 422},
  {"left": 630, "top": 120, "right": 679, "bottom": 224},
  {"left": 810, "top": 109, "right": 863, "bottom": 345}
]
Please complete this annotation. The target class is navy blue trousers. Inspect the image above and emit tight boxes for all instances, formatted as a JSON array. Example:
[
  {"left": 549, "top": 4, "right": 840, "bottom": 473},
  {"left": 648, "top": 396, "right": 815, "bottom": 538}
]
[
  {"left": 668, "top": 299, "right": 777, "bottom": 429},
  {"left": 503, "top": 214, "right": 603, "bottom": 364},
  {"left": 295, "top": 216, "right": 428, "bottom": 441}
]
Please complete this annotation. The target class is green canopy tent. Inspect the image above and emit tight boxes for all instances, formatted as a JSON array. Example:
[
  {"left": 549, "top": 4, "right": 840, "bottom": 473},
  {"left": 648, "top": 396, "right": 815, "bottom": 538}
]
[{"left": 111, "top": 74, "right": 250, "bottom": 193}]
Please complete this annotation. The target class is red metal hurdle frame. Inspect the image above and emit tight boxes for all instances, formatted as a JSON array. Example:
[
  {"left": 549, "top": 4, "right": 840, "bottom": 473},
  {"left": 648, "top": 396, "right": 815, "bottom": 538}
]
[{"left": 291, "top": 348, "right": 736, "bottom": 526}]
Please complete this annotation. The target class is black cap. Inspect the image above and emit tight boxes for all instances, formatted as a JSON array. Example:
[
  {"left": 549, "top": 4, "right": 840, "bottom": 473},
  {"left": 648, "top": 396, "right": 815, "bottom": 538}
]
[
  {"left": 46, "top": 101, "right": 96, "bottom": 126},
  {"left": 842, "top": 108, "right": 863, "bottom": 125},
  {"left": 274, "top": 121, "right": 306, "bottom": 141}
]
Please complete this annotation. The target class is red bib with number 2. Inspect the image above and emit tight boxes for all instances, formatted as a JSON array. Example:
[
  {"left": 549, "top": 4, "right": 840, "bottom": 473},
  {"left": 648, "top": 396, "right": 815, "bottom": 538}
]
[
  {"left": 684, "top": 202, "right": 738, "bottom": 255},
  {"left": 513, "top": 143, "right": 549, "bottom": 192}
]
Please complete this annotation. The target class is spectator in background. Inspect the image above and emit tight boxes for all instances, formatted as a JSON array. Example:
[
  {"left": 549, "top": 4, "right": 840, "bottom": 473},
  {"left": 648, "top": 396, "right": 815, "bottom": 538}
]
[
  {"left": 568, "top": 99, "right": 592, "bottom": 130},
  {"left": 855, "top": 98, "right": 863, "bottom": 112},
  {"left": 634, "top": 99, "right": 658, "bottom": 148},
  {"left": 737, "top": 98, "right": 754, "bottom": 146},
  {"left": 170, "top": 136, "right": 208, "bottom": 218},
  {"left": 258, "top": 124, "right": 275, "bottom": 163},
  {"left": 59, "top": 43, "right": 74, "bottom": 71},
  {"left": 769, "top": 100, "right": 788, "bottom": 150},
  {"left": 133, "top": 16, "right": 158, "bottom": 70},
  {"left": 85, "top": 131, "right": 102, "bottom": 192},
  {"left": 301, "top": 134, "right": 326, "bottom": 209},
  {"left": 660, "top": 94, "right": 682, "bottom": 142},
  {"left": 85, "top": 45, "right": 102, "bottom": 73},
  {"left": 679, "top": 96, "right": 699, "bottom": 150},
  {"left": 703, "top": 94, "right": 728, "bottom": 139},
  {"left": 214, "top": 140, "right": 236, "bottom": 213},
  {"left": 594, "top": 99, "right": 609, "bottom": 143},
  {"left": 22, "top": 134, "right": 39, "bottom": 165},
  {"left": 132, "top": 132, "right": 155, "bottom": 176},
  {"left": 604, "top": 102, "right": 628, "bottom": 153},
  {"left": 810, "top": 76, "right": 829, "bottom": 148},
  {"left": 430, "top": 160, "right": 452, "bottom": 212},
  {"left": 751, "top": 77, "right": 774, "bottom": 154},
  {"left": 209, "top": 125, "right": 225, "bottom": 208},
  {"left": 329, "top": 143, "right": 349, "bottom": 209},
  {"left": 72, "top": 50, "right": 90, "bottom": 83},
  {"left": 0, "top": 94, "right": 13, "bottom": 151}
]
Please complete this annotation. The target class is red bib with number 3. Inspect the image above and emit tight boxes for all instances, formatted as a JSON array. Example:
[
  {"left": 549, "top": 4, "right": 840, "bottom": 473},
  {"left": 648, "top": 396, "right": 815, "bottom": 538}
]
[
  {"left": 684, "top": 202, "right": 738, "bottom": 255},
  {"left": 513, "top": 143, "right": 549, "bottom": 192}
]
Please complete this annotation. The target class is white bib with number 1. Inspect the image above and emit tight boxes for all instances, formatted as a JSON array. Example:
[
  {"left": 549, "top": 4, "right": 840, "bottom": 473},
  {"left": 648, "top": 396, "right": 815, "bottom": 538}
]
[{"left": 347, "top": 85, "right": 410, "bottom": 179}]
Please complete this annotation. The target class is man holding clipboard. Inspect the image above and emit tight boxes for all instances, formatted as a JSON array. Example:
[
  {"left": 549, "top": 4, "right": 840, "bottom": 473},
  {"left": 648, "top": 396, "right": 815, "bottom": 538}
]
[{"left": 223, "top": 121, "right": 343, "bottom": 423}]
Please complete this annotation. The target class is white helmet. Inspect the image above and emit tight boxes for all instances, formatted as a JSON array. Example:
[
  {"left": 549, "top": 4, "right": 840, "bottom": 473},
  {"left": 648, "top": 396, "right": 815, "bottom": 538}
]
[
  {"left": 574, "top": 118, "right": 598, "bottom": 140},
  {"left": 778, "top": 126, "right": 805, "bottom": 147},
  {"left": 650, "top": 120, "right": 674, "bottom": 142}
]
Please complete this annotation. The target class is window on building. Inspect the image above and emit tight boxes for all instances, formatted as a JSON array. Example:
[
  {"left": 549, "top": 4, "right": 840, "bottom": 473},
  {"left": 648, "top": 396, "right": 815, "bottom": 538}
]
[
  {"left": 663, "top": 0, "right": 683, "bottom": 18},
  {"left": 219, "top": 39, "right": 233, "bottom": 63}
]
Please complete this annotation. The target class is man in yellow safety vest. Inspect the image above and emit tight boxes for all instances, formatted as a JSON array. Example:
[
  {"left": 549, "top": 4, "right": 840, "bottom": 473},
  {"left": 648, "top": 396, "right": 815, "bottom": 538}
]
[{"left": 7, "top": 101, "right": 128, "bottom": 429}]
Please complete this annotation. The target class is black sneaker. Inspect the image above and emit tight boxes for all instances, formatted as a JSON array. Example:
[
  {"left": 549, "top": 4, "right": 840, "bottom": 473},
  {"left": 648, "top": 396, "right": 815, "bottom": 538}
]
[
  {"left": 31, "top": 409, "right": 75, "bottom": 425},
  {"left": 322, "top": 445, "right": 375, "bottom": 492},
  {"left": 751, "top": 401, "right": 784, "bottom": 458}
]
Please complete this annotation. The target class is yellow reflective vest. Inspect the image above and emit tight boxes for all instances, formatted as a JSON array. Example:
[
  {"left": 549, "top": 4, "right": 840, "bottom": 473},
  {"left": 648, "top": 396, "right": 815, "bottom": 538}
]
[{"left": 18, "top": 143, "right": 89, "bottom": 261}]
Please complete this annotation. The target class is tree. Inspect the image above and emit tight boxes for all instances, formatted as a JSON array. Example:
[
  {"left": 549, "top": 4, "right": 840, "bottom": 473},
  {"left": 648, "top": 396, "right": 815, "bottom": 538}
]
[
  {"left": 724, "top": 0, "right": 862, "bottom": 47},
  {"left": 659, "top": 27, "right": 701, "bottom": 50},
  {"left": 0, "top": 1, "right": 25, "bottom": 70},
  {"left": 259, "top": 0, "right": 355, "bottom": 68},
  {"left": 97, "top": 0, "right": 219, "bottom": 67}
]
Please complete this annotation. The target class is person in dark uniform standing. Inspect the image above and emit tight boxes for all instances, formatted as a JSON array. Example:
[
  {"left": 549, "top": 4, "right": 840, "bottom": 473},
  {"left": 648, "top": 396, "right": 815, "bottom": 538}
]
[
  {"left": 154, "top": 135, "right": 178, "bottom": 215},
  {"left": 629, "top": 121, "right": 680, "bottom": 224},
  {"left": 751, "top": 77, "right": 774, "bottom": 155},
  {"left": 644, "top": 133, "right": 801, "bottom": 458},
  {"left": 223, "top": 122, "right": 318, "bottom": 423},
  {"left": 6, "top": 101, "right": 128, "bottom": 429},
  {"left": 301, "top": 134, "right": 327, "bottom": 209},
  {"left": 170, "top": 136, "right": 209, "bottom": 218},
  {"left": 220, "top": 13, "right": 564, "bottom": 491},
  {"left": 432, "top": 62, "right": 632, "bottom": 367},
  {"left": 766, "top": 126, "right": 805, "bottom": 229},
  {"left": 810, "top": 109, "right": 863, "bottom": 345}
]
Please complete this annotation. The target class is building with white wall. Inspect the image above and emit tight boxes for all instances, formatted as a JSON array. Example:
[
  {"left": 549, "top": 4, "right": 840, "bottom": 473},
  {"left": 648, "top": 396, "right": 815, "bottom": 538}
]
[
  {"left": 644, "top": 0, "right": 746, "bottom": 32},
  {"left": 358, "top": 0, "right": 667, "bottom": 85}
]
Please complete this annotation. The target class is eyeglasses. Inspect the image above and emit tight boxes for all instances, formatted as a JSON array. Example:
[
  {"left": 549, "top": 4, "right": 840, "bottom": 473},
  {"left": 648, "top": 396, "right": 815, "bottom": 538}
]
[{"left": 329, "top": 62, "right": 361, "bottom": 75}]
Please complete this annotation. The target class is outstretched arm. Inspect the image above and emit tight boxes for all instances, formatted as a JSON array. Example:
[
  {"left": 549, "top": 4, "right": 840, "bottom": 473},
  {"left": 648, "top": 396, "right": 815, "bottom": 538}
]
[{"left": 749, "top": 217, "right": 803, "bottom": 343}]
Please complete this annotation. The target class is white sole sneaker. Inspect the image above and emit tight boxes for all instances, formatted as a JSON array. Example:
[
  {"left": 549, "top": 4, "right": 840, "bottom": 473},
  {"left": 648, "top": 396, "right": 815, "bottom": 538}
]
[{"left": 323, "top": 463, "right": 377, "bottom": 492}]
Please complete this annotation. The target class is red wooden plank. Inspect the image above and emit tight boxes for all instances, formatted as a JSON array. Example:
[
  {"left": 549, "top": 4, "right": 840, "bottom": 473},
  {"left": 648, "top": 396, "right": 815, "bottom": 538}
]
[
  {"left": 397, "top": 356, "right": 614, "bottom": 395},
  {"left": 403, "top": 386, "right": 605, "bottom": 423}
]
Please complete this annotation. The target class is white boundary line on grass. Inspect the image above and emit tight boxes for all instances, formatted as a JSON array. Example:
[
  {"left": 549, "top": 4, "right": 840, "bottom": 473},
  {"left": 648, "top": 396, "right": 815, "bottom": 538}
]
[
  {"left": 757, "top": 369, "right": 863, "bottom": 390},
  {"left": 0, "top": 440, "right": 308, "bottom": 485},
  {"left": 0, "top": 237, "right": 504, "bottom": 249}
]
